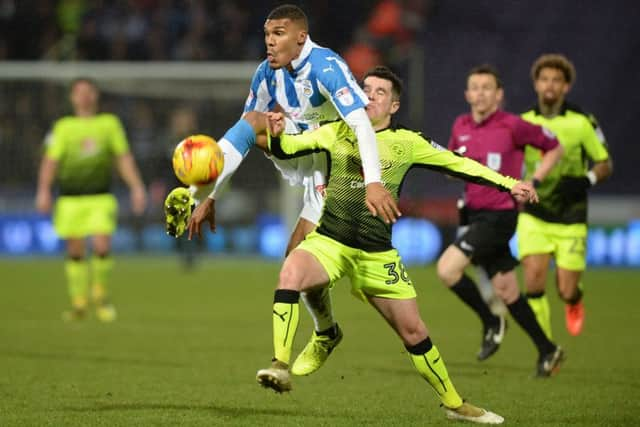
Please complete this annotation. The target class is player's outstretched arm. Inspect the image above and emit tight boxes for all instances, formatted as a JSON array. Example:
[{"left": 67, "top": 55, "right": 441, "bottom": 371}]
[
  {"left": 531, "top": 143, "right": 564, "bottom": 185},
  {"left": 35, "top": 156, "right": 58, "bottom": 214},
  {"left": 186, "top": 112, "right": 271, "bottom": 239},
  {"left": 187, "top": 197, "right": 216, "bottom": 240}
]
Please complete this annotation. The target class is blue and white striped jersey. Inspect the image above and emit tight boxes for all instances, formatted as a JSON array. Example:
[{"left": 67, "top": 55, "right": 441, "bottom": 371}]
[
  {"left": 207, "top": 37, "right": 381, "bottom": 204},
  {"left": 243, "top": 37, "right": 369, "bottom": 132}
]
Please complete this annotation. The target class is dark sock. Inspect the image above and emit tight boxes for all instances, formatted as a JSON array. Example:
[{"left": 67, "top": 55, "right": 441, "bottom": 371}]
[
  {"left": 507, "top": 294, "right": 556, "bottom": 356},
  {"left": 566, "top": 288, "right": 583, "bottom": 305},
  {"left": 450, "top": 274, "right": 499, "bottom": 328},
  {"left": 317, "top": 324, "right": 339, "bottom": 339}
]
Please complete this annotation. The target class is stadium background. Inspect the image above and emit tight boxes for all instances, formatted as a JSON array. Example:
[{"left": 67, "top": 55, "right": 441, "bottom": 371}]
[{"left": 0, "top": 0, "right": 638, "bottom": 265}]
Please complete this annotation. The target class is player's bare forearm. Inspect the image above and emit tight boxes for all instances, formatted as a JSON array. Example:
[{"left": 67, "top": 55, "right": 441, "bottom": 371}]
[
  {"left": 116, "top": 153, "right": 145, "bottom": 192},
  {"left": 37, "top": 157, "right": 57, "bottom": 193},
  {"left": 116, "top": 153, "right": 147, "bottom": 214},
  {"left": 187, "top": 197, "right": 216, "bottom": 240},
  {"left": 35, "top": 157, "right": 57, "bottom": 213},
  {"left": 592, "top": 158, "right": 613, "bottom": 183},
  {"left": 533, "top": 144, "right": 564, "bottom": 182}
]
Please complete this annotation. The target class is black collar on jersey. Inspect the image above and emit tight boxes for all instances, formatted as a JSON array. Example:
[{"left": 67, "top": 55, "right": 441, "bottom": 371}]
[{"left": 531, "top": 101, "right": 585, "bottom": 116}]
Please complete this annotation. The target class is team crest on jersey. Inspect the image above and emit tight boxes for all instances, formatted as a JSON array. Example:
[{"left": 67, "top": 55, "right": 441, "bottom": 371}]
[
  {"left": 298, "top": 79, "right": 314, "bottom": 98},
  {"left": 81, "top": 138, "right": 98, "bottom": 156},
  {"left": 486, "top": 152, "right": 502, "bottom": 171},
  {"left": 335, "top": 87, "right": 354, "bottom": 106},
  {"left": 391, "top": 143, "right": 406, "bottom": 157},
  {"left": 458, "top": 134, "right": 471, "bottom": 142}
]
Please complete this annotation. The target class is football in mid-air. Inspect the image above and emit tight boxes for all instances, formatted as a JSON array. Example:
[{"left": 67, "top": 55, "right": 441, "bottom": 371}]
[{"left": 172, "top": 134, "right": 224, "bottom": 186}]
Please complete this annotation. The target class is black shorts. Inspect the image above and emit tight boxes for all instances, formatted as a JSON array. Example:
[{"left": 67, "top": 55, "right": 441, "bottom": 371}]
[{"left": 454, "top": 209, "right": 518, "bottom": 278}]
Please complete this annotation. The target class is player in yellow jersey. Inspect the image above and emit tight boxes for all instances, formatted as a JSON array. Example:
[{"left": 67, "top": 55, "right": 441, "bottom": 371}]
[
  {"left": 519, "top": 54, "right": 612, "bottom": 338},
  {"left": 255, "top": 66, "right": 540, "bottom": 424},
  {"left": 35, "top": 78, "right": 147, "bottom": 322}
]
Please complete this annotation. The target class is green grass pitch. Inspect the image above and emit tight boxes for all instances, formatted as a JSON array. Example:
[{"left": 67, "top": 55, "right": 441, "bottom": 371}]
[{"left": 0, "top": 256, "right": 638, "bottom": 426}]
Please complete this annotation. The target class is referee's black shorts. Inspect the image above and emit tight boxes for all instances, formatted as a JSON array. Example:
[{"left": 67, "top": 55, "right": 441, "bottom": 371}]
[{"left": 454, "top": 209, "right": 518, "bottom": 278}]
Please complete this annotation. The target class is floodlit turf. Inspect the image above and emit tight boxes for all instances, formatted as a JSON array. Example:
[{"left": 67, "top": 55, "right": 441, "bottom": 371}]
[{"left": 0, "top": 256, "right": 638, "bottom": 426}]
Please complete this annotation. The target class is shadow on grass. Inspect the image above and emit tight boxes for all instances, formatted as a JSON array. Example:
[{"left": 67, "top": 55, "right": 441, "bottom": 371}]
[
  {"left": 62, "top": 402, "right": 341, "bottom": 418},
  {"left": 1, "top": 350, "right": 184, "bottom": 367}
]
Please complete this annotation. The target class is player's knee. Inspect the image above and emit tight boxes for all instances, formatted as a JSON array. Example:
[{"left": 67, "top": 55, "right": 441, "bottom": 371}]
[
  {"left": 278, "top": 266, "right": 303, "bottom": 290},
  {"left": 436, "top": 259, "right": 459, "bottom": 286},
  {"left": 401, "top": 321, "right": 428, "bottom": 345},
  {"left": 556, "top": 286, "right": 577, "bottom": 302}
]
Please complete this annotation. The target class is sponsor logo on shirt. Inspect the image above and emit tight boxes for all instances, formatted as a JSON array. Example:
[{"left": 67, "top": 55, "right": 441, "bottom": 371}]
[
  {"left": 335, "top": 86, "right": 354, "bottom": 107},
  {"left": 458, "top": 134, "right": 471, "bottom": 142},
  {"left": 349, "top": 156, "right": 393, "bottom": 172},
  {"left": 303, "top": 111, "right": 323, "bottom": 122},
  {"left": 322, "top": 64, "right": 334, "bottom": 73}
]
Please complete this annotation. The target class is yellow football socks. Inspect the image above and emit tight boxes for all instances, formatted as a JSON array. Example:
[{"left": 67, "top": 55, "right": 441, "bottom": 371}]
[
  {"left": 65, "top": 258, "right": 89, "bottom": 310},
  {"left": 272, "top": 289, "right": 300, "bottom": 364},
  {"left": 527, "top": 292, "right": 553, "bottom": 340},
  {"left": 91, "top": 255, "right": 113, "bottom": 303},
  {"left": 407, "top": 339, "right": 463, "bottom": 409}
]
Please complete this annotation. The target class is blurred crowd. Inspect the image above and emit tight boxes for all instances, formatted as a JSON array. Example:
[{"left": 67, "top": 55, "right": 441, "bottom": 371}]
[
  {"left": 0, "top": 0, "right": 431, "bottom": 66},
  {"left": 0, "top": 0, "right": 433, "bottom": 217}
]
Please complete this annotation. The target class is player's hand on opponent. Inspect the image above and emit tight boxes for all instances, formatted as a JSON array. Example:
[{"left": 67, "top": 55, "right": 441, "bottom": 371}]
[
  {"left": 365, "top": 182, "right": 401, "bottom": 224},
  {"left": 266, "top": 112, "right": 285, "bottom": 137},
  {"left": 187, "top": 197, "right": 216, "bottom": 240},
  {"left": 511, "top": 181, "right": 539, "bottom": 204},
  {"left": 35, "top": 190, "right": 53, "bottom": 214},
  {"left": 164, "top": 187, "right": 195, "bottom": 238}
]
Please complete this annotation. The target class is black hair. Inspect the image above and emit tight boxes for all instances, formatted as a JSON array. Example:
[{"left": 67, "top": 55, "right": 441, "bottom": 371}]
[
  {"left": 267, "top": 4, "right": 308, "bottom": 29},
  {"left": 467, "top": 64, "right": 503, "bottom": 88},
  {"left": 363, "top": 65, "right": 404, "bottom": 100}
]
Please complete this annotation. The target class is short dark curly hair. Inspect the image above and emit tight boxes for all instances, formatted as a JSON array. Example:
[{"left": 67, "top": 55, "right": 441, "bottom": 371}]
[{"left": 531, "top": 53, "right": 576, "bottom": 84}]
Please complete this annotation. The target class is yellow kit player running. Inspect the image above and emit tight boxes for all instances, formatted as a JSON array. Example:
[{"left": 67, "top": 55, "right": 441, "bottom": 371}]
[
  {"left": 256, "top": 66, "right": 539, "bottom": 424},
  {"left": 35, "top": 78, "right": 146, "bottom": 322},
  {"left": 519, "top": 54, "right": 612, "bottom": 337}
]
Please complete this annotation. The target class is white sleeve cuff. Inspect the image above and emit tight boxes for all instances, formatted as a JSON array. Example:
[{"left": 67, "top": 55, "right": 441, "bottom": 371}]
[
  {"left": 207, "top": 138, "right": 245, "bottom": 199},
  {"left": 345, "top": 109, "right": 381, "bottom": 184}
]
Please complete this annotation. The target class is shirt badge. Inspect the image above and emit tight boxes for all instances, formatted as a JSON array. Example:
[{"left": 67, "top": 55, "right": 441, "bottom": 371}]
[{"left": 335, "top": 87, "right": 354, "bottom": 107}]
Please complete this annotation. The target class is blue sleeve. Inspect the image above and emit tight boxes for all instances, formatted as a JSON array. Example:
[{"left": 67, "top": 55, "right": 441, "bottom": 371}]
[
  {"left": 221, "top": 119, "right": 256, "bottom": 156},
  {"left": 314, "top": 53, "right": 368, "bottom": 118}
]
